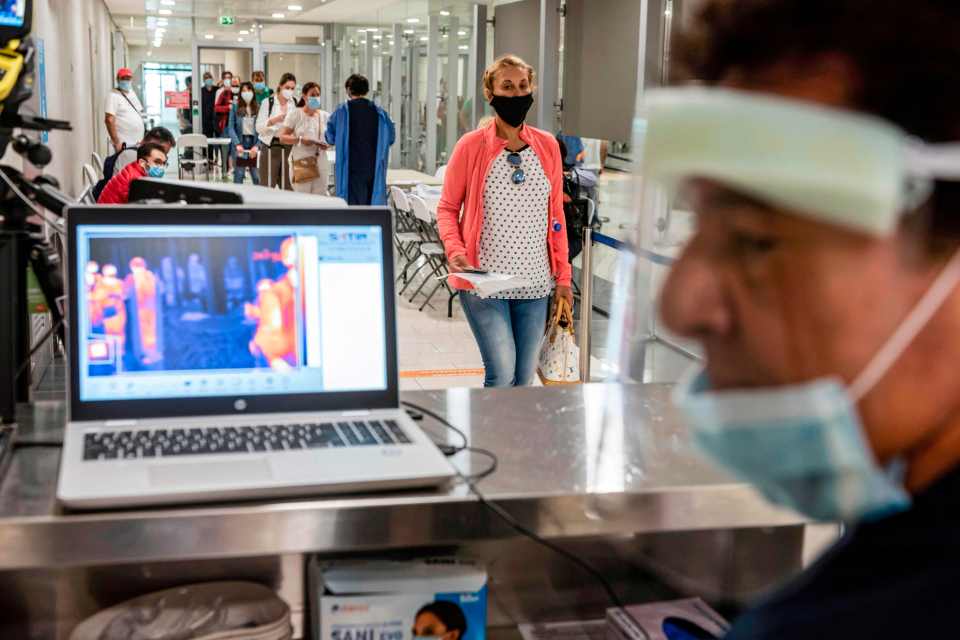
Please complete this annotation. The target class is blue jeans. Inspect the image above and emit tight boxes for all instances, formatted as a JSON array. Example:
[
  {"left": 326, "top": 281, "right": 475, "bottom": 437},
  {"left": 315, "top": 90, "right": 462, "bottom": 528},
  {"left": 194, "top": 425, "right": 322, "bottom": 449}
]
[{"left": 460, "top": 293, "right": 550, "bottom": 388}]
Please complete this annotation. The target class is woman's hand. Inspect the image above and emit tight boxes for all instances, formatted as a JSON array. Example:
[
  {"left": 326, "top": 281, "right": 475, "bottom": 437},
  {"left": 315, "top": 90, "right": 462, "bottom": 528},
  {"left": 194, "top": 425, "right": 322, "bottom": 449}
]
[
  {"left": 554, "top": 285, "right": 574, "bottom": 313},
  {"left": 235, "top": 144, "right": 244, "bottom": 153},
  {"left": 269, "top": 114, "right": 285, "bottom": 126},
  {"left": 448, "top": 255, "right": 474, "bottom": 273}
]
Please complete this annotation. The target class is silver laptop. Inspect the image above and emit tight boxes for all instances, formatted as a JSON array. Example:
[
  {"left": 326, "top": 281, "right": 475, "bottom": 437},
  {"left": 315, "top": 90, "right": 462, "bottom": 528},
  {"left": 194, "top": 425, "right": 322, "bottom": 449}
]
[{"left": 58, "top": 206, "right": 455, "bottom": 509}]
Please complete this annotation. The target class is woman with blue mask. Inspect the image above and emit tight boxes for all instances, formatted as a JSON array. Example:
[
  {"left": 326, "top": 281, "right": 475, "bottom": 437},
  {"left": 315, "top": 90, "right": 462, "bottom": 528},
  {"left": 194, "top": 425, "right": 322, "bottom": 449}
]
[
  {"left": 226, "top": 81, "right": 260, "bottom": 185},
  {"left": 278, "top": 81, "right": 331, "bottom": 195},
  {"left": 642, "top": 1, "right": 960, "bottom": 638}
]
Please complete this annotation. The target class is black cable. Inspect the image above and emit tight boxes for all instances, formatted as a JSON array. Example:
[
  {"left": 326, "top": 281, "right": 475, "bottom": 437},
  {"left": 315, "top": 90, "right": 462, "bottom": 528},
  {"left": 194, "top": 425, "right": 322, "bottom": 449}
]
[
  {"left": 14, "top": 319, "right": 61, "bottom": 381},
  {"left": 412, "top": 403, "right": 652, "bottom": 639},
  {"left": 402, "top": 400, "right": 468, "bottom": 455}
]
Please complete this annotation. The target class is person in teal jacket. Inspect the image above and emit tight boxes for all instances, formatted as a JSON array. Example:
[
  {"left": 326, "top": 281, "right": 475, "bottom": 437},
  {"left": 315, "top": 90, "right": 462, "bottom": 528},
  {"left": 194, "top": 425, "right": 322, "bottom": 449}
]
[{"left": 324, "top": 74, "right": 396, "bottom": 205}]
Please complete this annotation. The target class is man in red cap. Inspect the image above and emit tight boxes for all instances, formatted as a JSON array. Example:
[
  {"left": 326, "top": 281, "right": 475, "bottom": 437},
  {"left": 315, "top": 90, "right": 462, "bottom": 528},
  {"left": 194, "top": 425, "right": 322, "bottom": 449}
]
[{"left": 104, "top": 67, "right": 145, "bottom": 153}]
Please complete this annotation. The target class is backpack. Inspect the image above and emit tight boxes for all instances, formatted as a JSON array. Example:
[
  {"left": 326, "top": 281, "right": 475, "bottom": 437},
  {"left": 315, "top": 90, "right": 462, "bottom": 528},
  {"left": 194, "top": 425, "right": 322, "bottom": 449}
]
[
  {"left": 562, "top": 171, "right": 590, "bottom": 261},
  {"left": 92, "top": 144, "right": 137, "bottom": 201}
]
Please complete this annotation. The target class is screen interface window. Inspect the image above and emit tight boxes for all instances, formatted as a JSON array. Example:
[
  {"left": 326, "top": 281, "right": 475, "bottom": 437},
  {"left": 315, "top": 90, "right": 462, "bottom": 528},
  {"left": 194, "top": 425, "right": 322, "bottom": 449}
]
[
  {"left": 0, "top": 0, "right": 26, "bottom": 27},
  {"left": 76, "top": 224, "right": 388, "bottom": 402}
]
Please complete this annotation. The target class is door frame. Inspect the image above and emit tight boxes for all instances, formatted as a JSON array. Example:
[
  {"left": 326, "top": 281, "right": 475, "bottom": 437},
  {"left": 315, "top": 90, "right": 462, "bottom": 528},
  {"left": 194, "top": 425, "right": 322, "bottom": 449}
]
[{"left": 191, "top": 40, "right": 261, "bottom": 133}]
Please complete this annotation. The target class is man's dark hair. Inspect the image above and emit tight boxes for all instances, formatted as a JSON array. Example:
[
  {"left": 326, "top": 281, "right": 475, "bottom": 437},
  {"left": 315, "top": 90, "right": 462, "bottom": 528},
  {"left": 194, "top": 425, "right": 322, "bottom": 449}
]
[
  {"left": 676, "top": 0, "right": 960, "bottom": 248},
  {"left": 222, "top": 70, "right": 233, "bottom": 79},
  {"left": 144, "top": 126, "right": 176, "bottom": 148},
  {"left": 415, "top": 601, "right": 467, "bottom": 638},
  {"left": 137, "top": 142, "right": 166, "bottom": 162},
  {"left": 345, "top": 74, "right": 370, "bottom": 97}
]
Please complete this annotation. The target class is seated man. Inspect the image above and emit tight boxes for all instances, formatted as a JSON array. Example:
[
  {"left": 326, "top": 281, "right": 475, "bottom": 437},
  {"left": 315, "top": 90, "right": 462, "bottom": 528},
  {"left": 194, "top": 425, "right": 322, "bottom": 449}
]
[
  {"left": 92, "top": 127, "right": 175, "bottom": 201},
  {"left": 97, "top": 143, "right": 167, "bottom": 205}
]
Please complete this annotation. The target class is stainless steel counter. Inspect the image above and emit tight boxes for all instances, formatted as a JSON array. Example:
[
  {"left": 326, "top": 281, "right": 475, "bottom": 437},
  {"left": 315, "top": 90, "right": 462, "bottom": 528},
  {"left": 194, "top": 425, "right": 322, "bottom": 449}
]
[{"left": 0, "top": 383, "right": 804, "bottom": 571}]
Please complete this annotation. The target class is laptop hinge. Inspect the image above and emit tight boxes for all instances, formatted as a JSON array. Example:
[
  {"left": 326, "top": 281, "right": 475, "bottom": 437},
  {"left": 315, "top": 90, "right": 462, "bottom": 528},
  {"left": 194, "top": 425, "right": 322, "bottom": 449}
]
[
  {"left": 103, "top": 419, "right": 138, "bottom": 427},
  {"left": 340, "top": 410, "right": 372, "bottom": 417}
]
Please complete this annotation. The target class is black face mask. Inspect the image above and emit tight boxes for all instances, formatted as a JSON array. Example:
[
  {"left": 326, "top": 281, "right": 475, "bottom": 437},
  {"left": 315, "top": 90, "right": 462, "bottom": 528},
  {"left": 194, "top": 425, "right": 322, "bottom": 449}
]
[{"left": 490, "top": 94, "right": 534, "bottom": 128}]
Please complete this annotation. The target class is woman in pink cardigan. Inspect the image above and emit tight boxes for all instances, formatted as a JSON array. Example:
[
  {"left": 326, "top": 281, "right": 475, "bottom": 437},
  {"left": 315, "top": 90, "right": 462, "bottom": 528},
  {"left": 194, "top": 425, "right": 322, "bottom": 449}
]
[{"left": 436, "top": 54, "right": 573, "bottom": 387}]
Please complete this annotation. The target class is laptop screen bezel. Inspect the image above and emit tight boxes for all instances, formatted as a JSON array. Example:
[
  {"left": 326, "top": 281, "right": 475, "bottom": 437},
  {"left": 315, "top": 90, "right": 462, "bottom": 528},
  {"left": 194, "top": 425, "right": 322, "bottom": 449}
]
[{"left": 66, "top": 205, "right": 400, "bottom": 422}]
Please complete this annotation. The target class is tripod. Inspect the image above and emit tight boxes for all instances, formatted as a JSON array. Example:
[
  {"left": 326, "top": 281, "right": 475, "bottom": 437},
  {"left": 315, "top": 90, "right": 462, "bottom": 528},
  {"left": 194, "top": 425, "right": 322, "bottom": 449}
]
[{"left": 0, "top": 156, "right": 70, "bottom": 423}]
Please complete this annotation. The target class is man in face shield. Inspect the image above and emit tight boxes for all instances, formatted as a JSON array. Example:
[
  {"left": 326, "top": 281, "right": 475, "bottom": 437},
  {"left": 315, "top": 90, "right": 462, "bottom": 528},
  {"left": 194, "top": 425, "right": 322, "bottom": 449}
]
[{"left": 650, "top": 1, "right": 960, "bottom": 637}]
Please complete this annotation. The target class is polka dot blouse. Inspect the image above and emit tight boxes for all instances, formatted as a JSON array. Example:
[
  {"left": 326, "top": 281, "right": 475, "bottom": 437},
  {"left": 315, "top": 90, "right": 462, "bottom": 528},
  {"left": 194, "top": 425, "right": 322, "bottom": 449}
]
[{"left": 478, "top": 147, "right": 554, "bottom": 300}]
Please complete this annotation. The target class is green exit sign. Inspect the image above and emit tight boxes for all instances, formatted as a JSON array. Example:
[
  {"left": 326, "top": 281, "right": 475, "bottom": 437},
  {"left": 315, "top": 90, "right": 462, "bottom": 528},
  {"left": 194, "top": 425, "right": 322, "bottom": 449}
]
[{"left": 219, "top": 15, "right": 235, "bottom": 26}]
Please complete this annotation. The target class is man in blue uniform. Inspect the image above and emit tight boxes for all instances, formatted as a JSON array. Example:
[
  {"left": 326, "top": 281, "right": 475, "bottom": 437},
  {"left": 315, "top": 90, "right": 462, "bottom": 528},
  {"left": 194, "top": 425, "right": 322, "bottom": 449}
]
[{"left": 325, "top": 74, "right": 396, "bottom": 206}]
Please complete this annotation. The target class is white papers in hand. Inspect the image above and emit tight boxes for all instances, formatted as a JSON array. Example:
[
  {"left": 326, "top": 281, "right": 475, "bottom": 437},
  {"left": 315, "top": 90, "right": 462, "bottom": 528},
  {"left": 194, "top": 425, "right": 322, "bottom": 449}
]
[{"left": 440, "top": 272, "right": 532, "bottom": 298}]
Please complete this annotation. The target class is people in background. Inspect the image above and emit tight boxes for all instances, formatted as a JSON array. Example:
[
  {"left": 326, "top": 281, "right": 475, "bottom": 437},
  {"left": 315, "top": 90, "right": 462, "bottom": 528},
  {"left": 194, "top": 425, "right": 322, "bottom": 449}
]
[
  {"left": 412, "top": 602, "right": 467, "bottom": 640},
  {"left": 436, "top": 54, "right": 572, "bottom": 388},
  {"left": 97, "top": 143, "right": 167, "bottom": 205},
  {"left": 178, "top": 76, "right": 193, "bottom": 136},
  {"left": 324, "top": 74, "right": 396, "bottom": 205},
  {"left": 658, "top": 1, "right": 960, "bottom": 637},
  {"left": 227, "top": 81, "right": 261, "bottom": 185},
  {"left": 557, "top": 132, "right": 585, "bottom": 167},
  {"left": 214, "top": 70, "right": 233, "bottom": 105},
  {"left": 256, "top": 72, "right": 297, "bottom": 190},
  {"left": 252, "top": 70, "right": 271, "bottom": 104},
  {"left": 279, "top": 82, "right": 331, "bottom": 195},
  {"left": 92, "top": 127, "right": 175, "bottom": 201},
  {"left": 201, "top": 71, "right": 218, "bottom": 144},
  {"left": 215, "top": 71, "right": 237, "bottom": 173},
  {"left": 104, "top": 67, "right": 145, "bottom": 153}
]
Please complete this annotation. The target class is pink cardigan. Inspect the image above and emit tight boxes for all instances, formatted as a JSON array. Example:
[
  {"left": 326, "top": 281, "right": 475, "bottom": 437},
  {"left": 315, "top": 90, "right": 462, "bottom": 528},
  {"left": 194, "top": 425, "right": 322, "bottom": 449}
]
[{"left": 436, "top": 120, "right": 573, "bottom": 291}]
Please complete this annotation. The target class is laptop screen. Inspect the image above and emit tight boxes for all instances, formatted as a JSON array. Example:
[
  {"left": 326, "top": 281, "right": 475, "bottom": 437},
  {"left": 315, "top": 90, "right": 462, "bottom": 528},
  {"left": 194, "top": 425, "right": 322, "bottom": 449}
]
[{"left": 74, "top": 223, "right": 389, "bottom": 404}]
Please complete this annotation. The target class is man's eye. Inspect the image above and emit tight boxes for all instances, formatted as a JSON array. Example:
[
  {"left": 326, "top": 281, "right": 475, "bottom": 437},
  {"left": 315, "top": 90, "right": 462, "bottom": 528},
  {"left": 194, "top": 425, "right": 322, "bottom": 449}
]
[{"left": 731, "top": 232, "right": 779, "bottom": 254}]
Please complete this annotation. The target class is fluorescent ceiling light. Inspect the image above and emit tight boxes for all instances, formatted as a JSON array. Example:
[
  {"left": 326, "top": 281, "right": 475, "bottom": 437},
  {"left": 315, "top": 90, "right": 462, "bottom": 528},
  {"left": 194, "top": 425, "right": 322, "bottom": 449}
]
[
  {"left": 458, "top": 30, "right": 466, "bottom": 36},
  {"left": 288, "top": 4, "right": 303, "bottom": 10},
  {"left": 158, "top": 9, "right": 172, "bottom": 15},
  {"left": 204, "top": 34, "right": 214, "bottom": 39},
  {"left": 406, "top": 17, "right": 420, "bottom": 23},
  {"left": 440, "top": 10, "right": 450, "bottom": 16},
  {"left": 459, "top": 45, "right": 468, "bottom": 50},
  {"left": 237, "top": 37, "right": 244, "bottom": 42},
  {"left": 160, "top": 0, "right": 175, "bottom": 5},
  {"left": 419, "top": 36, "right": 427, "bottom": 42},
  {"left": 404, "top": 29, "right": 414, "bottom": 34},
  {"left": 239, "top": 29, "right": 249, "bottom": 34},
  {"left": 272, "top": 12, "right": 284, "bottom": 18}
]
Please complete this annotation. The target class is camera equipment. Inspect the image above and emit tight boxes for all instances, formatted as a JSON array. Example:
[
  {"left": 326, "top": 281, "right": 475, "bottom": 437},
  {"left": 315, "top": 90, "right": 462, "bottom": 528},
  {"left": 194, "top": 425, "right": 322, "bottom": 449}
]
[{"left": 0, "top": 0, "right": 74, "bottom": 422}]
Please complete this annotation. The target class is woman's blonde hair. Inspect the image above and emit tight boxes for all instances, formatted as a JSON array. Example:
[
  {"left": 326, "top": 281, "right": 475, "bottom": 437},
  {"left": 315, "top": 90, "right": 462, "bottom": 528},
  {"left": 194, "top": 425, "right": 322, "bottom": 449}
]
[{"left": 482, "top": 54, "right": 536, "bottom": 100}]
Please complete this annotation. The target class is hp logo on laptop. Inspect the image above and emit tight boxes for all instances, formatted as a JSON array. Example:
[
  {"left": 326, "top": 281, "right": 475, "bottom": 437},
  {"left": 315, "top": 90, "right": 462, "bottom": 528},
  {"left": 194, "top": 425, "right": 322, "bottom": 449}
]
[{"left": 234, "top": 399, "right": 248, "bottom": 412}]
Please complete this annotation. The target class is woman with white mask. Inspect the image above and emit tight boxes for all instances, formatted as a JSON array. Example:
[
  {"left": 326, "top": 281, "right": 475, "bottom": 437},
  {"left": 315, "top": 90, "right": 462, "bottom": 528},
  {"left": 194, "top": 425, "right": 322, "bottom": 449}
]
[
  {"left": 278, "top": 82, "right": 331, "bottom": 196},
  {"left": 256, "top": 72, "right": 297, "bottom": 190}
]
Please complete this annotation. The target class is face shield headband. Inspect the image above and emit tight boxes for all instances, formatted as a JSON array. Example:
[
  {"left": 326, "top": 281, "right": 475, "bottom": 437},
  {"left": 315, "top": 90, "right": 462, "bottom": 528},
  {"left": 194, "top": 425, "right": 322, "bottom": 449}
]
[{"left": 640, "top": 87, "right": 960, "bottom": 235}]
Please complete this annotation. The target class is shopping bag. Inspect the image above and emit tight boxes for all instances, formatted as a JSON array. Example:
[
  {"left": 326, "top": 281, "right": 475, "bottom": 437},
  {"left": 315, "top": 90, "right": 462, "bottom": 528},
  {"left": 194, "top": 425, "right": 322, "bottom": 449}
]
[{"left": 537, "top": 297, "right": 581, "bottom": 385}]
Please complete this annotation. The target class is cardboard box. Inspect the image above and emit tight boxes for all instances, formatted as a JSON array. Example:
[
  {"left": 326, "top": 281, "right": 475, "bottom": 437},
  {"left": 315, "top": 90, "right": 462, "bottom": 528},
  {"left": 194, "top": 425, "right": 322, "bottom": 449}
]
[
  {"left": 309, "top": 557, "right": 487, "bottom": 640},
  {"left": 606, "top": 598, "right": 729, "bottom": 640}
]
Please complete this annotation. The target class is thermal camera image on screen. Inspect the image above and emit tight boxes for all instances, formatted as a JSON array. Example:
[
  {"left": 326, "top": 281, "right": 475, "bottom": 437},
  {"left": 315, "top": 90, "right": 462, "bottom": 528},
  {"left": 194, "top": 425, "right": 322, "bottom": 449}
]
[
  {"left": 76, "top": 225, "right": 388, "bottom": 402},
  {"left": 0, "top": 0, "right": 26, "bottom": 27},
  {"left": 83, "top": 235, "right": 309, "bottom": 377}
]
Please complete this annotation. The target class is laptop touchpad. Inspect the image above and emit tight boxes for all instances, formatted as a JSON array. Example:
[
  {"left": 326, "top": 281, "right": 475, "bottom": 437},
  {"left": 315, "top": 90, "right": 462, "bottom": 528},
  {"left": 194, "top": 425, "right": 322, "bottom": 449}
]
[{"left": 148, "top": 459, "right": 272, "bottom": 487}]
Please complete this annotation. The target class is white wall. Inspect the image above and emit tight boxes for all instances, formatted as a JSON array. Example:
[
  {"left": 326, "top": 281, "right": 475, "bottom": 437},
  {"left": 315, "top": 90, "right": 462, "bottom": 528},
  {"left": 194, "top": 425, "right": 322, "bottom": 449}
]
[{"left": 32, "top": 0, "right": 118, "bottom": 197}]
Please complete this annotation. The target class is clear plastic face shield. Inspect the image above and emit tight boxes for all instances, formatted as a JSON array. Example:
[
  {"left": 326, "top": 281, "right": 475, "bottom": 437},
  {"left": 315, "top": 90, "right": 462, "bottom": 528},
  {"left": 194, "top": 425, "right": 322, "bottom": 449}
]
[{"left": 608, "top": 87, "right": 960, "bottom": 522}]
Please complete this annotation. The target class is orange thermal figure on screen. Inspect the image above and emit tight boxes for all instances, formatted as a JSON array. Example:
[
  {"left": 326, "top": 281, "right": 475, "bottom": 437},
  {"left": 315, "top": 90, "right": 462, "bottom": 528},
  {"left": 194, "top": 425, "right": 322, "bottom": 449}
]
[
  {"left": 246, "top": 238, "right": 299, "bottom": 370},
  {"left": 85, "top": 261, "right": 104, "bottom": 328},
  {"left": 126, "top": 257, "right": 162, "bottom": 365},
  {"left": 98, "top": 264, "right": 127, "bottom": 351}
]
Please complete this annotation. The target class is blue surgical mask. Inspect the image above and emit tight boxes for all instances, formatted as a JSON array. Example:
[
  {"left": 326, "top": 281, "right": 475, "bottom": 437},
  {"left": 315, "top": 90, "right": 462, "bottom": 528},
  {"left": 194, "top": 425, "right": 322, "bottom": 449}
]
[
  {"left": 147, "top": 165, "right": 165, "bottom": 179},
  {"left": 672, "top": 247, "right": 960, "bottom": 523},
  {"left": 254, "top": 81, "right": 266, "bottom": 91},
  {"left": 118, "top": 80, "right": 132, "bottom": 92},
  {"left": 307, "top": 96, "right": 322, "bottom": 110},
  {"left": 204, "top": 78, "right": 214, "bottom": 88}
]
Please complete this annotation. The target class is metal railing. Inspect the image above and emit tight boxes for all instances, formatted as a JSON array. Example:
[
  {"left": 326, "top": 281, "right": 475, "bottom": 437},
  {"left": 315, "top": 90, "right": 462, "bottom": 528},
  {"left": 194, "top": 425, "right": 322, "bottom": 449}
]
[{"left": 578, "top": 227, "right": 702, "bottom": 382}]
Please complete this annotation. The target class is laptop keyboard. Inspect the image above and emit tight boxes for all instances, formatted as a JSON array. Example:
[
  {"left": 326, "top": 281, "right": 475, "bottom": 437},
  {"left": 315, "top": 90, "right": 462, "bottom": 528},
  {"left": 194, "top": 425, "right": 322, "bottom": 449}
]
[{"left": 82, "top": 420, "right": 412, "bottom": 461}]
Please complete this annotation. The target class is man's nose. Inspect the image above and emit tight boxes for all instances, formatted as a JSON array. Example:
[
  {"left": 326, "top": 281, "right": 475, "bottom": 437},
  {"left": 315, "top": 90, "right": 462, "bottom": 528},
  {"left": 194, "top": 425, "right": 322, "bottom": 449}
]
[{"left": 659, "top": 243, "right": 732, "bottom": 341}]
